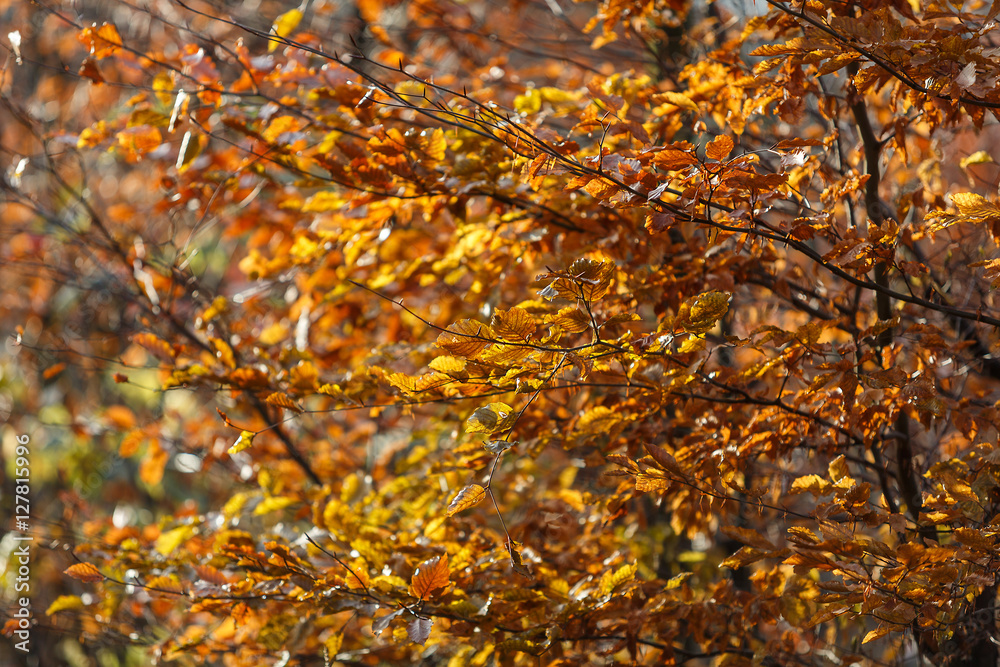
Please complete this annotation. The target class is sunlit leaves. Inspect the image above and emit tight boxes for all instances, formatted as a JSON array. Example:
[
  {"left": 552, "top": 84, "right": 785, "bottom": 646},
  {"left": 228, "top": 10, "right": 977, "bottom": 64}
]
[
  {"left": 446, "top": 484, "right": 486, "bottom": 516},
  {"left": 19, "top": 0, "right": 1000, "bottom": 663},
  {"left": 538, "top": 258, "right": 615, "bottom": 302}
]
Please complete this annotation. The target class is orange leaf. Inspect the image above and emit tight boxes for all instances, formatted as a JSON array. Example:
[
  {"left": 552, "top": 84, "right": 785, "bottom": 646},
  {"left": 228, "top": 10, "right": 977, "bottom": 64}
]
[
  {"left": 78, "top": 22, "right": 122, "bottom": 59},
  {"left": 446, "top": 484, "right": 485, "bottom": 516},
  {"left": 65, "top": 562, "right": 104, "bottom": 583},
  {"left": 410, "top": 555, "right": 450, "bottom": 600},
  {"left": 706, "top": 134, "right": 734, "bottom": 162},
  {"left": 139, "top": 439, "right": 168, "bottom": 486}
]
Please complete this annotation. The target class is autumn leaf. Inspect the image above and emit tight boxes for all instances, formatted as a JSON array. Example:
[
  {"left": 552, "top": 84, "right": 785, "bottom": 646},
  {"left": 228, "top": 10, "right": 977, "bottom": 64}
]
[
  {"left": 266, "top": 392, "right": 302, "bottom": 412},
  {"left": 706, "top": 134, "right": 735, "bottom": 161},
  {"left": 78, "top": 22, "right": 122, "bottom": 59},
  {"left": 447, "top": 484, "right": 486, "bottom": 516},
  {"left": 407, "top": 616, "right": 434, "bottom": 645},
  {"left": 409, "top": 555, "right": 450, "bottom": 600},
  {"left": 268, "top": 8, "right": 303, "bottom": 52},
  {"left": 437, "top": 319, "right": 492, "bottom": 358},
  {"left": 490, "top": 307, "right": 535, "bottom": 341},
  {"left": 466, "top": 402, "right": 516, "bottom": 434},
  {"left": 46, "top": 595, "right": 86, "bottom": 616},
  {"left": 229, "top": 430, "right": 255, "bottom": 455},
  {"left": 65, "top": 562, "right": 104, "bottom": 583}
]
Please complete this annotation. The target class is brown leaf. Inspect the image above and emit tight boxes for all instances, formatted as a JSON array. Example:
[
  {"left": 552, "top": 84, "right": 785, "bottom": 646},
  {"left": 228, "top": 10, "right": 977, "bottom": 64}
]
[{"left": 407, "top": 616, "right": 434, "bottom": 645}]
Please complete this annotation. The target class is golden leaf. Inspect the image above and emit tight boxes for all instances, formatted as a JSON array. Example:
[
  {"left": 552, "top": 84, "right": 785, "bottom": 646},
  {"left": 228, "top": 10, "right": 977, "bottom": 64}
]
[
  {"left": 155, "top": 525, "right": 195, "bottom": 556},
  {"left": 409, "top": 555, "right": 450, "bottom": 600},
  {"left": 490, "top": 307, "right": 535, "bottom": 342},
  {"left": 254, "top": 496, "right": 296, "bottom": 515},
  {"left": 655, "top": 91, "right": 699, "bottom": 112},
  {"left": 229, "top": 430, "right": 255, "bottom": 455},
  {"left": 428, "top": 356, "right": 467, "bottom": 374},
  {"left": 446, "top": 484, "right": 486, "bottom": 516},
  {"left": 466, "top": 402, "right": 516, "bottom": 434},
  {"left": 46, "top": 595, "right": 85, "bottom": 616},
  {"left": 266, "top": 392, "right": 302, "bottom": 412},
  {"left": 269, "top": 8, "right": 303, "bottom": 52},
  {"left": 599, "top": 562, "right": 636, "bottom": 595},
  {"left": 549, "top": 306, "right": 591, "bottom": 333},
  {"left": 790, "top": 474, "right": 831, "bottom": 496}
]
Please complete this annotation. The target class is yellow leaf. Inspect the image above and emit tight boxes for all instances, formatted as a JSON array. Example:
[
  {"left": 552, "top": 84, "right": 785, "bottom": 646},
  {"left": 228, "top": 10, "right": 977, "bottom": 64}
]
[
  {"left": 466, "top": 402, "right": 516, "bottom": 434},
  {"left": 863, "top": 626, "right": 891, "bottom": 644},
  {"left": 549, "top": 306, "right": 591, "bottom": 333},
  {"left": 681, "top": 291, "right": 731, "bottom": 334},
  {"left": 156, "top": 526, "right": 195, "bottom": 556},
  {"left": 410, "top": 555, "right": 450, "bottom": 600},
  {"left": 656, "top": 91, "right": 699, "bottom": 112},
  {"left": 254, "top": 495, "right": 296, "bottom": 515},
  {"left": 46, "top": 595, "right": 85, "bottom": 615},
  {"left": 828, "top": 455, "right": 852, "bottom": 485},
  {"left": 446, "top": 484, "right": 486, "bottom": 516},
  {"left": 599, "top": 562, "right": 636, "bottom": 595},
  {"left": 790, "top": 474, "right": 831, "bottom": 496},
  {"left": 229, "top": 430, "right": 255, "bottom": 455},
  {"left": 420, "top": 128, "right": 446, "bottom": 161},
  {"left": 960, "top": 151, "right": 993, "bottom": 170},
  {"left": 514, "top": 88, "right": 541, "bottom": 115},
  {"left": 577, "top": 405, "right": 623, "bottom": 434},
  {"left": 269, "top": 8, "right": 303, "bottom": 52},
  {"left": 428, "top": 356, "right": 467, "bottom": 374},
  {"left": 324, "top": 633, "right": 343, "bottom": 657}
]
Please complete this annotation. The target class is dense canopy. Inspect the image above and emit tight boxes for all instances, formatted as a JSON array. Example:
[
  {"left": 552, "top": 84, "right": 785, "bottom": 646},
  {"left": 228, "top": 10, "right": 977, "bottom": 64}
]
[{"left": 4, "top": 0, "right": 1000, "bottom": 665}]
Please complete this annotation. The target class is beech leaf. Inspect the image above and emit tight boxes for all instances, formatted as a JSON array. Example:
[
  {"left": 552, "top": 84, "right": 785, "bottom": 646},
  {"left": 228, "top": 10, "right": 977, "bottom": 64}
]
[{"left": 447, "top": 484, "right": 486, "bottom": 516}]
